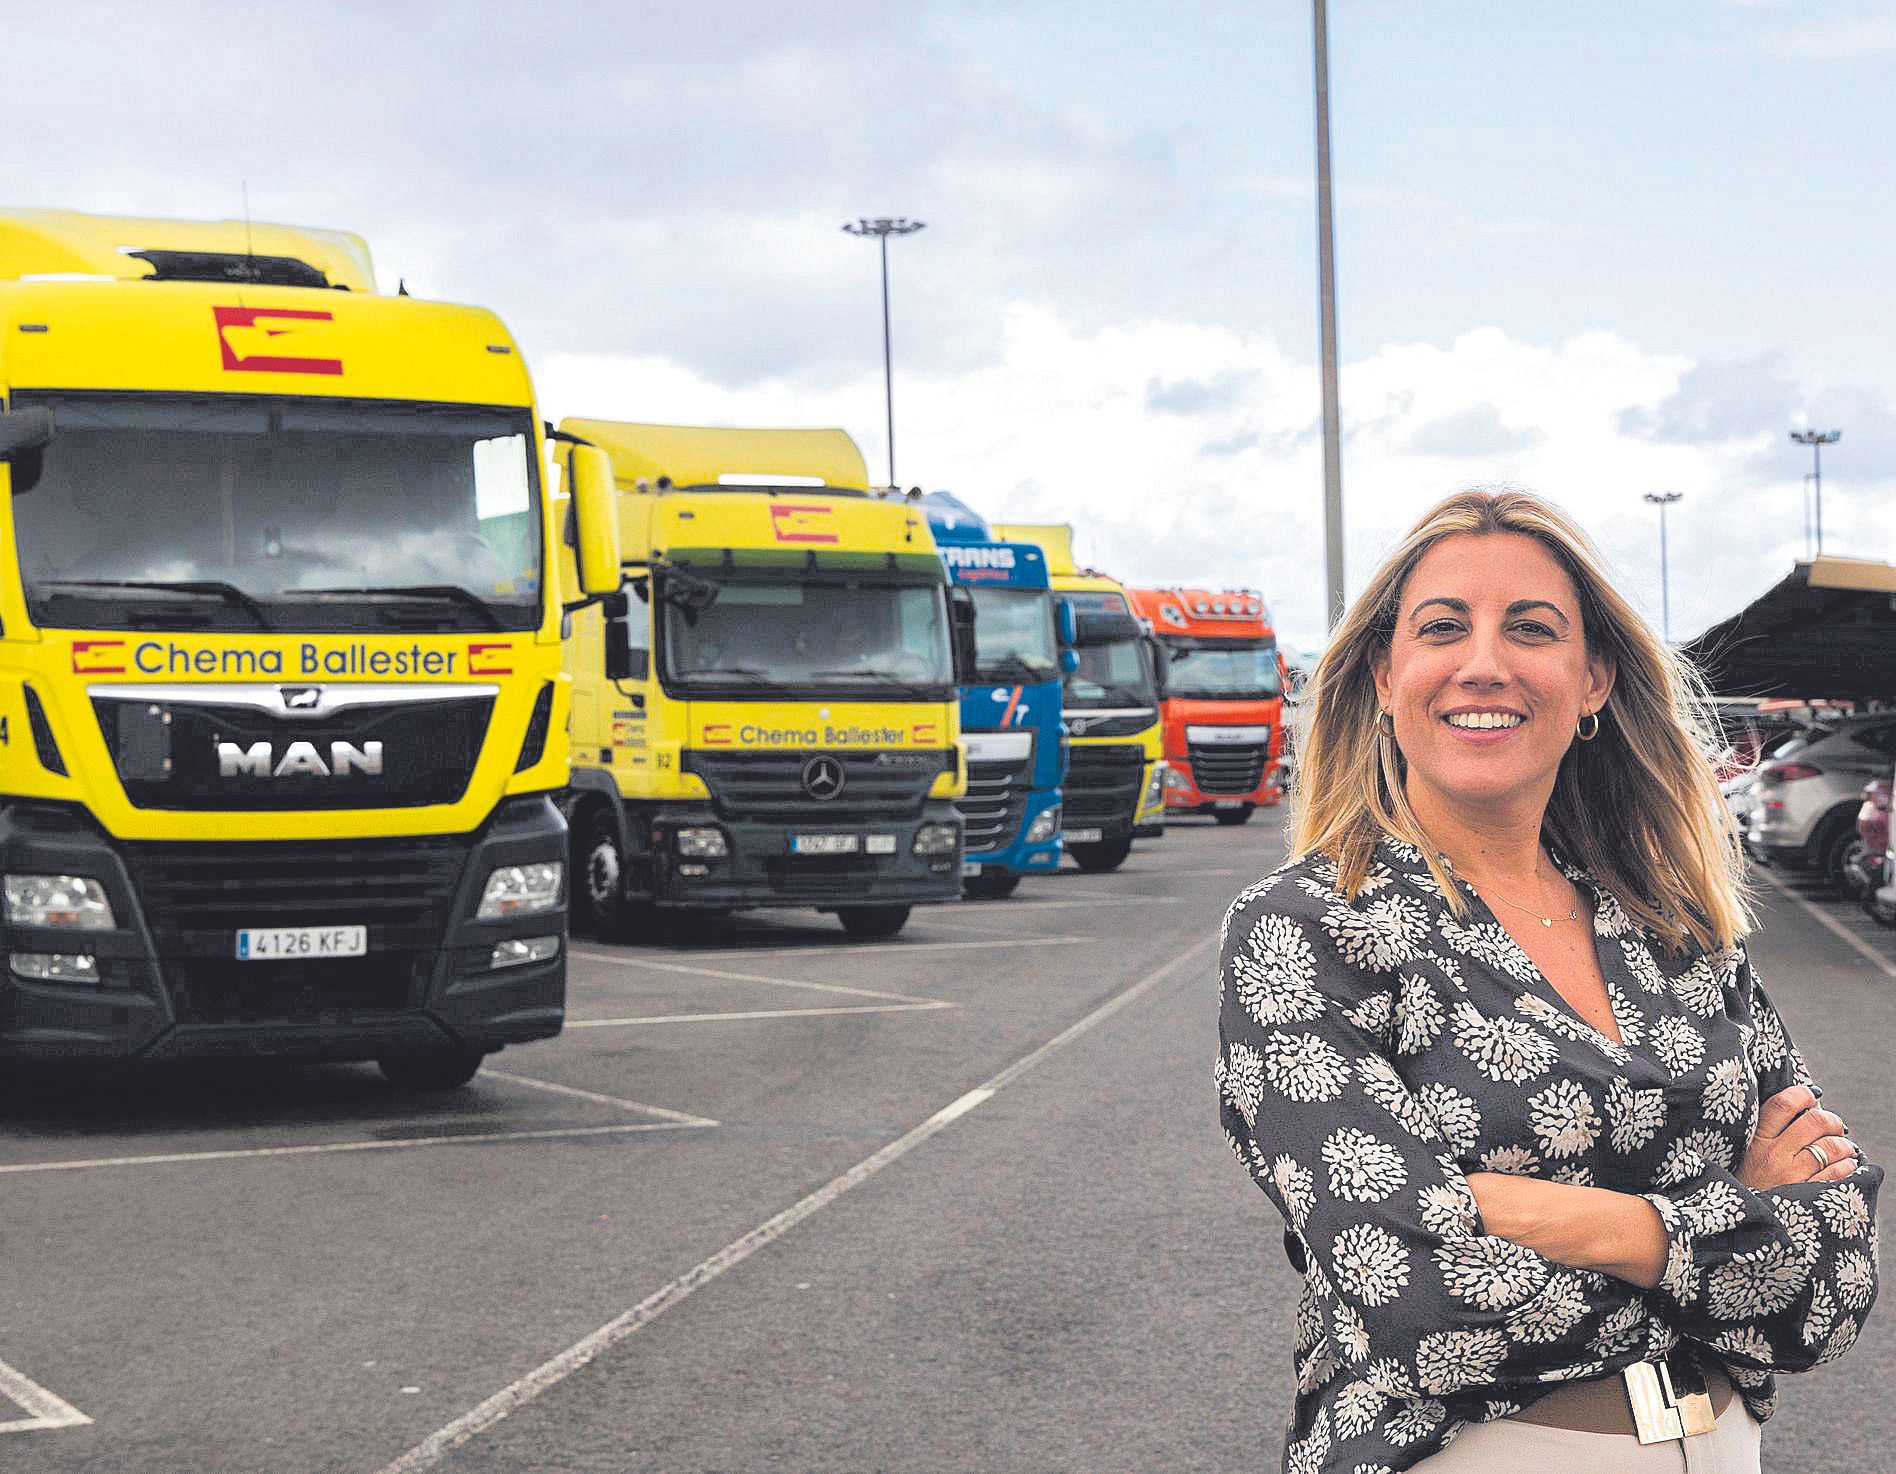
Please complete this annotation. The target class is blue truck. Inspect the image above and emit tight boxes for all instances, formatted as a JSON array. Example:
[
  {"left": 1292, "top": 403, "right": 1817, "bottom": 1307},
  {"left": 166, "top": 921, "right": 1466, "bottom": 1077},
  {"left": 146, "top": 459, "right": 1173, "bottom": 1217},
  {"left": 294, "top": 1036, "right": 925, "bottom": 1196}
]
[{"left": 923, "top": 494, "right": 1072, "bottom": 900}]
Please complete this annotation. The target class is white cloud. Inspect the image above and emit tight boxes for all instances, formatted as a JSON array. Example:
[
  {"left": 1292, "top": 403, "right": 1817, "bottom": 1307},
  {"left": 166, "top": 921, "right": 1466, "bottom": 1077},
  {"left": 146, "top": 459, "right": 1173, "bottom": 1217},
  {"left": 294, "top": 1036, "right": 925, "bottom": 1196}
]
[
  {"left": 539, "top": 313, "right": 1896, "bottom": 655},
  {"left": 1761, "top": 13, "right": 1896, "bottom": 59}
]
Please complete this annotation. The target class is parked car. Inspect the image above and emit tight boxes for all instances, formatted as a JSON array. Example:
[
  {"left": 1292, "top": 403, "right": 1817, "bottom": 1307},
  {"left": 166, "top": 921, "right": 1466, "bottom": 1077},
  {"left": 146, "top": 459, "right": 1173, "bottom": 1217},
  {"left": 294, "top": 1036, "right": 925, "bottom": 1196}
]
[
  {"left": 1745, "top": 713, "right": 1896, "bottom": 890},
  {"left": 1722, "top": 722, "right": 1822, "bottom": 830},
  {"left": 1842, "top": 777, "right": 1891, "bottom": 900}
]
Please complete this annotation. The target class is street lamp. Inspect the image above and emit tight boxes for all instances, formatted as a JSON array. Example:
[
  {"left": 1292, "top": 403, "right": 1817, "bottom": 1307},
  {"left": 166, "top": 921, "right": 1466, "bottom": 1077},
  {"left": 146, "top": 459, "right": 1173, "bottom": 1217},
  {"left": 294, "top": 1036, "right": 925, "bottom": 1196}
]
[
  {"left": 1312, "top": 0, "right": 1345, "bottom": 629},
  {"left": 842, "top": 217, "right": 926, "bottom": 489},
  {"left": 1643, "top": 492, "right": 1683, "bottom": 642},
  {"left": 1790, "top": 427, "right": 1841, "bottom": 555}
]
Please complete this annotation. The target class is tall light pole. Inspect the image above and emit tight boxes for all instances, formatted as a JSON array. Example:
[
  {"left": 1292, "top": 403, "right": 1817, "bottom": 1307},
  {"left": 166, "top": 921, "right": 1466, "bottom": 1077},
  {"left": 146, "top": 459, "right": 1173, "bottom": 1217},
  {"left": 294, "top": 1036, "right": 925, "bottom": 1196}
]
[
  {"left": 1802, "top": 473, "right": 1816, "bottom": 559},
  {"left": 1313, "top": 0, "right": 1345, "bottom": 628},
  {"left": 842, "top": 217, "right": 926, "bottom": 488},
  {"left": 1790, "top": 427, "right": 1840, "bottom": 556},
  {"left": 1644, "top": 491, "right": 1683, "bottom": 642}
]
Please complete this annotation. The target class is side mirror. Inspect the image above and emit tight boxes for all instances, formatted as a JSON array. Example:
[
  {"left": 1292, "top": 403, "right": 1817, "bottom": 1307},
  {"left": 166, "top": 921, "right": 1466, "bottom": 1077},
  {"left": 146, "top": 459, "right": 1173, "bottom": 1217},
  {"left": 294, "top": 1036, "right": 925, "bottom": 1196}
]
[
  {"left": 1055, "top": 596, "right": 1077, "bottom": 649},
  {"left": 602, "top": 589, "right": 650, "bottom": 682},
  {"left": 0, "top": 407, "right": 54, "bottom": 462},
  {"left": 1059, "top": 647, "right": 1080, "bottom": 676},
  {"left": 948, "top": 586, "right": 978, "bottom": 686},
  {"left": 1144, "top": 634, "right": 1169, "bottom": 702},
  {"left": 568, "top": 444, "right": 622, "bottom": 597}
]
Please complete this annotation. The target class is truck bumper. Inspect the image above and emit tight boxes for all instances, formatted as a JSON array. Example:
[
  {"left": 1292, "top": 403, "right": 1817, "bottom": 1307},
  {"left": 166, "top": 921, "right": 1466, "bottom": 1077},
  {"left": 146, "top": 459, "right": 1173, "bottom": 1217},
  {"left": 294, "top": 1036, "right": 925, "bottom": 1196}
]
[
  {"left": 1163, "top": 753, "right": 1283, "bottom": 812},
  {"left": 648, "top": 800, "right": 965, "bottom": 910},
  {"left": 0, "top": 796, "right": 568, "bottom": 1063}
]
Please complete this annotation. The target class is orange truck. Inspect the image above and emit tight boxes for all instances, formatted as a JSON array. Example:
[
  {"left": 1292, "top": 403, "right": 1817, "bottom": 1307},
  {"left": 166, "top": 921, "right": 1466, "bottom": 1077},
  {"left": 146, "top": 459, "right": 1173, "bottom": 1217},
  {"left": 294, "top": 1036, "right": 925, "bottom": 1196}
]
[{"left": 1126, "top": 587, "right": 1285, "bottom": 826}]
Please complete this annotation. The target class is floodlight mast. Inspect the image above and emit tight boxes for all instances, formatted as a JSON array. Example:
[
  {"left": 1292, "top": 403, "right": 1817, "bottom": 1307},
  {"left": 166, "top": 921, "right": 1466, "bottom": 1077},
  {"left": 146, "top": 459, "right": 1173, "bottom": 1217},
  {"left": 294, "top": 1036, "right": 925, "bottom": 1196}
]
[
  {"left": 1789, "top": 428, "right": 1841, "bottom": 556},
  {"left": 1642, "top": 492, "right": 1683, "bottom": 642},
  {"left": 843, "top": 217, "right": 926, "bottom": 488}
]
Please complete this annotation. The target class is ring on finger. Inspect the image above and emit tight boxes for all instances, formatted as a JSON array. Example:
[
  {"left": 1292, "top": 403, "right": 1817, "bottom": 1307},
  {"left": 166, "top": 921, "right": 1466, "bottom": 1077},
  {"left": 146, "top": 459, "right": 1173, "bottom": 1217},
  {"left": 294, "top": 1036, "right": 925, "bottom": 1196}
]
[{"left": 1804, "top": 1142, "right": 1831, "bottom": 1170}]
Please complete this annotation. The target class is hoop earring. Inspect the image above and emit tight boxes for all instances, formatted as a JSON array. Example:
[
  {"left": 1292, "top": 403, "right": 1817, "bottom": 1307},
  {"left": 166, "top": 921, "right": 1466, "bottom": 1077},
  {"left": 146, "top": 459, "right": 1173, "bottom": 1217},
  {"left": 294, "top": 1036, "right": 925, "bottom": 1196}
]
[
  {"left": 1377, "top": 709, "right": 1396, "bottom": 738},
  {"left": 1576, "top": 711, "right": 1601, "bottom": 741}
]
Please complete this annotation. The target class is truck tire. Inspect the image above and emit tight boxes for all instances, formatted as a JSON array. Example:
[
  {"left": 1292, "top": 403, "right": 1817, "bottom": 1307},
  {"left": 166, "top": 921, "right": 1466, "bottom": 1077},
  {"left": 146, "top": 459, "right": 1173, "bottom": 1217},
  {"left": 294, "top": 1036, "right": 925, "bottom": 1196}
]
[
  {"left": 836, "top": 905, "right": 911, "bottom": 938},
  {"left": 964, "top": 870, "right": 1022, "bottom": 900},
  {"left": 1069, "top": 837, "right": 1132, "bottom": 872},
  {"left": 575, "top": 809, "right": 642, "bottom": 941},
  {"left": 378, "top": 1048, "right": 486, "bottom": 1091},
  {"left": 1212, "top": 805, "right": 1255, "bottom": 826}
]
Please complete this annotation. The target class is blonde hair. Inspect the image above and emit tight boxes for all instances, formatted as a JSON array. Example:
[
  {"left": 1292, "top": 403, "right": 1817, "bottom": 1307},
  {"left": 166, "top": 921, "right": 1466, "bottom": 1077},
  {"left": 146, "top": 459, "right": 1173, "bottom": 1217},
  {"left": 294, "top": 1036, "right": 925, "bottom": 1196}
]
[{"left": 1290, "top": 489, "right": 1750, "bottom": 953}]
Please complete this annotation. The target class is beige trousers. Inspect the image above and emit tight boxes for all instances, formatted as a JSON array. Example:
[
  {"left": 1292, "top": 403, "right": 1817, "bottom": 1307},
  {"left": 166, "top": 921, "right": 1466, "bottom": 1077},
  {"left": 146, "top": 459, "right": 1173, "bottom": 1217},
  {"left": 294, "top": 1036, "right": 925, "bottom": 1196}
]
[{"left": 1414, "top": 1396, "right": 1761, "bottom": 1473}]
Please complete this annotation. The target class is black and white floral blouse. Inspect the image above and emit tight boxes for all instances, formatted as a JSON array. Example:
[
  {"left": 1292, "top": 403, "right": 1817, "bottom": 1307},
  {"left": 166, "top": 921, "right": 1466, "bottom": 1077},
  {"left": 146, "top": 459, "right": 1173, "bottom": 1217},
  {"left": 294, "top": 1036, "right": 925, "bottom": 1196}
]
[{"left": 1216, "top": 836, "right": 1882, "bottom": 1474}]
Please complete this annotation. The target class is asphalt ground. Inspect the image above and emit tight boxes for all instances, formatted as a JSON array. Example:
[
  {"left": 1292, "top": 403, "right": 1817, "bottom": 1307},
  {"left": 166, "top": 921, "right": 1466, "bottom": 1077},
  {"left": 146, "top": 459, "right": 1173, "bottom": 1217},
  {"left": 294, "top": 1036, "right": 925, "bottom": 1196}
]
[{"left": 1, "top": 818, "right": 1890, "bottom": 1473}]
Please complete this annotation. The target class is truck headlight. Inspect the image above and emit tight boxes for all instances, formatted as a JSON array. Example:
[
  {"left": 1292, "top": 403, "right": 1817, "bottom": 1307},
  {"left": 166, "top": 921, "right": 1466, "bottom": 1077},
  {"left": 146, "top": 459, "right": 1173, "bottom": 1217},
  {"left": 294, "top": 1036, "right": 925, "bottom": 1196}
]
[
  {"left": 912, "top": 822, "right": 960, "bottom": 856},
  {"left": 675, "top": 826, "right": 729, "bottom": 859},
  {"left": 477, "top": 862, "right": 564, "bottom": 919},
  {"left": 1143, "top": 763, "right": 1167, "bottom": 805},
  {"left": 3, "top": 874, "right": 114, "bottom": 930},
  {"left": 1025, "top": 806, "right": 1060, "bottom": 845},
  {"left": 1164, "top": 766, "right": 1191, "bottom": 791}
]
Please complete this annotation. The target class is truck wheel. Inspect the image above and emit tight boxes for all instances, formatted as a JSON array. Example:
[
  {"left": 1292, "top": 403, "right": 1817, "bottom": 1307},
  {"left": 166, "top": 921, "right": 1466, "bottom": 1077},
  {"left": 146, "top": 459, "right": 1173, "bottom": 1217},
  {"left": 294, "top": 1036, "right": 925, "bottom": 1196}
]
[
  {"left": 378, "top": 1049, "right": 486, "bottom": 1091},
  {"left": 576, "top": 810, "right": 641, "bottom": 941},
  {"left": 1069, "top": 838, "right": 1132, "bottom": 872},
  {"left": 964, "top": 870, "right": 1022, "bottom": 900},
  {"left": 1212, "top": 805, "right": 1255, "bottom": 826},
  {"left": 836, "top": 905, "right": 911, "bottom": 938}
]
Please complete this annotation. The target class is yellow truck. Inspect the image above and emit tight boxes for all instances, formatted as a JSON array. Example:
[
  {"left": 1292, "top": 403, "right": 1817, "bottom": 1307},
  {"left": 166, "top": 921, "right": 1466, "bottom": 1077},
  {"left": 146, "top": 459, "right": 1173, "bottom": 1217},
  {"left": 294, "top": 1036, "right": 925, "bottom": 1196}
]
[
  {"left": 557, "top": 421, "right": 973, "bottom": 939},
  {"left": 993, "top": 524, "right": 1165, "bottom": 871},
  {"left": 0, "top": 209, "right": 620, "bottom": 1085}
]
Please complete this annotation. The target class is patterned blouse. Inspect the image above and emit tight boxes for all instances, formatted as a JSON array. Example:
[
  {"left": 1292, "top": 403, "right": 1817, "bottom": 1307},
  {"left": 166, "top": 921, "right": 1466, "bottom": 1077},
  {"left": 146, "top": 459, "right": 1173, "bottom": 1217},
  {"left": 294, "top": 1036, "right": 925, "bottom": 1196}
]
[{"left": 1216, "top": 837, "right": 1883, "bottom": 1474}]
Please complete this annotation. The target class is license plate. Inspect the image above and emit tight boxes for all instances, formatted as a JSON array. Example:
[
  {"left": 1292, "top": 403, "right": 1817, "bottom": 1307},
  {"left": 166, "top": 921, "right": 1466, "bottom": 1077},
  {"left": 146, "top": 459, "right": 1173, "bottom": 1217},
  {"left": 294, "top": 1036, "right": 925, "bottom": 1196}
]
[
  {"left": 1215, "top": 800, "right": 1246, "bottom": 809},
  {"left": 962, "top": 861, "right": 982, "bottom": 878},
  {"left": 235, "top": 925, "right": 367, "bottom": 961},
  {"left": 791, "top": 833, "right": 860, "bottom": 856},
  {"left": 1063, "top": 828, "right": 1103, "bottom": 844}
]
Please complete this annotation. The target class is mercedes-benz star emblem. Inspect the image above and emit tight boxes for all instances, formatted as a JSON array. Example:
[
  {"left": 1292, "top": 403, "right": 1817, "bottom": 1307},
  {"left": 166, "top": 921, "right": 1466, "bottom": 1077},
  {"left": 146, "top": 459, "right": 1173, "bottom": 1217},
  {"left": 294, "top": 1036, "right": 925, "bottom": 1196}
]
[{"left": 802, "top": 755, "right": 847, "bottom": 800}]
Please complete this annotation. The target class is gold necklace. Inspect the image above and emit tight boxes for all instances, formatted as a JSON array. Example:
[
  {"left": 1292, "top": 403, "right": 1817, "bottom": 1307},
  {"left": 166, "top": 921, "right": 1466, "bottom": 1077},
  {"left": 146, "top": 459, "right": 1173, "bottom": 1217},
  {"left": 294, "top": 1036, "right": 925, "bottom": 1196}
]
[{"left": 1462, "top": 861, "right": 1579, "bottom": 929}]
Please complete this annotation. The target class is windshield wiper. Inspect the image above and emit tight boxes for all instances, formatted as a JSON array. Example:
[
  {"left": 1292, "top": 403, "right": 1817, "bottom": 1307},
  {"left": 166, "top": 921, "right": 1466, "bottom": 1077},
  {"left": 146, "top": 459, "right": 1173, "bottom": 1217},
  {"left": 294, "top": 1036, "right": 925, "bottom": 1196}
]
[
  {"left": 973, "top": 655, "right": 1055, "bottom": 683},
  {"left": 299, "top": 585, "right": 507, "bottom": 631},
  {"left": 676, "top": 666, "right": 798, "bottom": 689},
  {"left": 39, "top": 579, "right": 274, "bottom": 630}
]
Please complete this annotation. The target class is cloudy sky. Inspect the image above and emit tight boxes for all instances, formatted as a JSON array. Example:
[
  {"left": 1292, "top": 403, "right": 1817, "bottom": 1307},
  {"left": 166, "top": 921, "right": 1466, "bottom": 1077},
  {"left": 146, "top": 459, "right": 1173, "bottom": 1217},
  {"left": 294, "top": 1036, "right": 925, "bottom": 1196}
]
[{"left": 13, "top": 0, "right": 1895, "bottom": 652}]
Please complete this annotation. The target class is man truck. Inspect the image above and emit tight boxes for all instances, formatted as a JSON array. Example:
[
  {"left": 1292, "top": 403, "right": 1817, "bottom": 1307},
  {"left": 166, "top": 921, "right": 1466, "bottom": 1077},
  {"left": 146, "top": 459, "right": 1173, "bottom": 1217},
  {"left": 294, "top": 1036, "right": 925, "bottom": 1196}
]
[
  {"left": 0, "top": 208, "right": 621, "bottom": 1084},
  {"left": 1127, "top": 586, "right": 1285, "bottom": 826},
  {"left": 923, "top": 494, "right": 1069, "bottom": 900},
  {"left": 993, "top": 524, "right": 1165, "bottom": 873},
  {"left": 559, "top": 421, "right": 970, "bottom": 939}
]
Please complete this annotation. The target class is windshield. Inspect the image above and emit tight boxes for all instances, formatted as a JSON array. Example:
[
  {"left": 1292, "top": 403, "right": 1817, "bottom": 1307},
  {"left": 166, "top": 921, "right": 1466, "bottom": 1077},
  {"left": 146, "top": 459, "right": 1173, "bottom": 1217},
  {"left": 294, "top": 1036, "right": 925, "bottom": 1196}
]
[
  {"left": 1163, "top": 638, "right": 1282, "bottom": 699},
  {"left": 969, "top": 586, "right": 1057, "bottom": 681},
  {"left": 11, "top": 392, "right": 541, "bottom": 631},
  {"left": 1066, "top": 636, "right": 1156, "bottom": 710},
  {"left": 663, "top": 575, "right": 953, "bottom": 693}
]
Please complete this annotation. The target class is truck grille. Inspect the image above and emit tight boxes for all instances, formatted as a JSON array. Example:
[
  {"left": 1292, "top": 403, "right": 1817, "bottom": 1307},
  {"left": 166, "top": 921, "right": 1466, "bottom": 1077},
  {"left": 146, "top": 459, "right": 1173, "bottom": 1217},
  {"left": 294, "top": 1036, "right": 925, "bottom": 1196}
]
[
  {"left": 1189, "top": 742, "right": 1269, "bottom": 795},
  {"left": 122, "top": 838, "right": 470, "bottom": 1027},
  {"left": 1063, "top": 744, "right": 1144, "bottom": 825},
  {"left": 93, "top": 694, "right": 492, "bottom": 810},
  {"left": 685, "top": 750, "right": 945, "bottom": 822},
  {"left": 956, "top": 758, "right": 1031, "bottom": 856}
]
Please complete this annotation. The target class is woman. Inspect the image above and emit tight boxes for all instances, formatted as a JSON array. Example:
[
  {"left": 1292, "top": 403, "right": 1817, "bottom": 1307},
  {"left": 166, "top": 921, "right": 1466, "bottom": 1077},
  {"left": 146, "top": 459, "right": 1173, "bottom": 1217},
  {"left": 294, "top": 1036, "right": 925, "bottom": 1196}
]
[{"left": 1217, "top": 491, "right": 1880, "bottom": 1473}]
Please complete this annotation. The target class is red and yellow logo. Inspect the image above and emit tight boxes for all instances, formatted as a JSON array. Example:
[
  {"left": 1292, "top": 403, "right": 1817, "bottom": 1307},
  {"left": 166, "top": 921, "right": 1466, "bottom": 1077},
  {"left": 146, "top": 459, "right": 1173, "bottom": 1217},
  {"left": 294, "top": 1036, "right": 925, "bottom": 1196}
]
[
  {"left": 214, "top": 306, "right": 343, "bottom": 376},
  {"left": 910, "top": 722, "right": 940, "bottom": 745},
  {"left": 768, "top": 503, "right": 840, "bottom": 545},
  {"left": 702, "top": 723, "right": 735, "bottom": 745},
  {"left": 71, "top": 639, "right": 127, "bottom": 674},
  {"left": 468, "top": 642, "right": 514, "bottom": 677}
]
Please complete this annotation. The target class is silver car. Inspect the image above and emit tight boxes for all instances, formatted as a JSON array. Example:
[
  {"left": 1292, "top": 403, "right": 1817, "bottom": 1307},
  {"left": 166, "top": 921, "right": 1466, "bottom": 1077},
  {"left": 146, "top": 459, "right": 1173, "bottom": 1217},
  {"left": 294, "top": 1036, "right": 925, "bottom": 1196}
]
[{"left": 1745, "top": 714, "right": 1896, "bottom": 890}]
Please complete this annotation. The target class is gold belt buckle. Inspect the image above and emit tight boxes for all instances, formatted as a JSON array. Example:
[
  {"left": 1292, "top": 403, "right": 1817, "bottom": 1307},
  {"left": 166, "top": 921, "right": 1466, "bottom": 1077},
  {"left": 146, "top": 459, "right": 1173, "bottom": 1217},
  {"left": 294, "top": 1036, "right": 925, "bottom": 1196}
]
[{"left": 1622, "top": 1361, "right": 1717, "bottom": 1444}]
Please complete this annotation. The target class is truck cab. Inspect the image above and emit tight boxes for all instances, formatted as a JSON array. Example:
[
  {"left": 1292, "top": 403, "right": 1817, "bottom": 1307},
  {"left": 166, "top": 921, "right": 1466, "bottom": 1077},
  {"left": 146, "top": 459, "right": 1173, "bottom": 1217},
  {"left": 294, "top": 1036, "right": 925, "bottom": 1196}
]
[
  {"left": 993, "top": 524, "right": 1165, "bottom": 873},
  {"left": 1127, "top": 587, "right": 1285, "bottom": 826},
  {"left": 560, "top": 421, "right": 969, "bottom": 939},
  {"left": 922, "top": 494, "right": 1067, "bottom": 900},
  {"left": 0, "top": 209, "right": 618, "bottom": 1084}
]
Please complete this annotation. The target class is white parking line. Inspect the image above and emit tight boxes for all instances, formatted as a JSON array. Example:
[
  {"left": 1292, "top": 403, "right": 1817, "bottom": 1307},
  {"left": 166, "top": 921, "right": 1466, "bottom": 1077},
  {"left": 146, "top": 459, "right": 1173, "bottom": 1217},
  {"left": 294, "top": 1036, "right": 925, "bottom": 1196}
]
[
  {"left": 570, "top": 1003, "right": 949, "bottom": 1028},
  {"left": 375, "top": 932, "right": 1219, "bottom": 1474},
  {"left": 478, "top": 1069, "right": 718, "bottom": 1126},
  {"left": 622, "top": 936, "right": 1091, "bottom": 962},
  {"left": 986, "top": 894, "right": 1185, "bottom": 911},
  {"left": 0, "top": 1121, "right": 713, "bottom": 1177},
  {"left": 0, "top": 1359, "right": 92, "bottom": 1434},
  {"left": 1755, "top": 867, "right": 1896, "bottom": 981},
  {"left": 568, "top": 949, "right": 943, "bottom": 1006}
]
